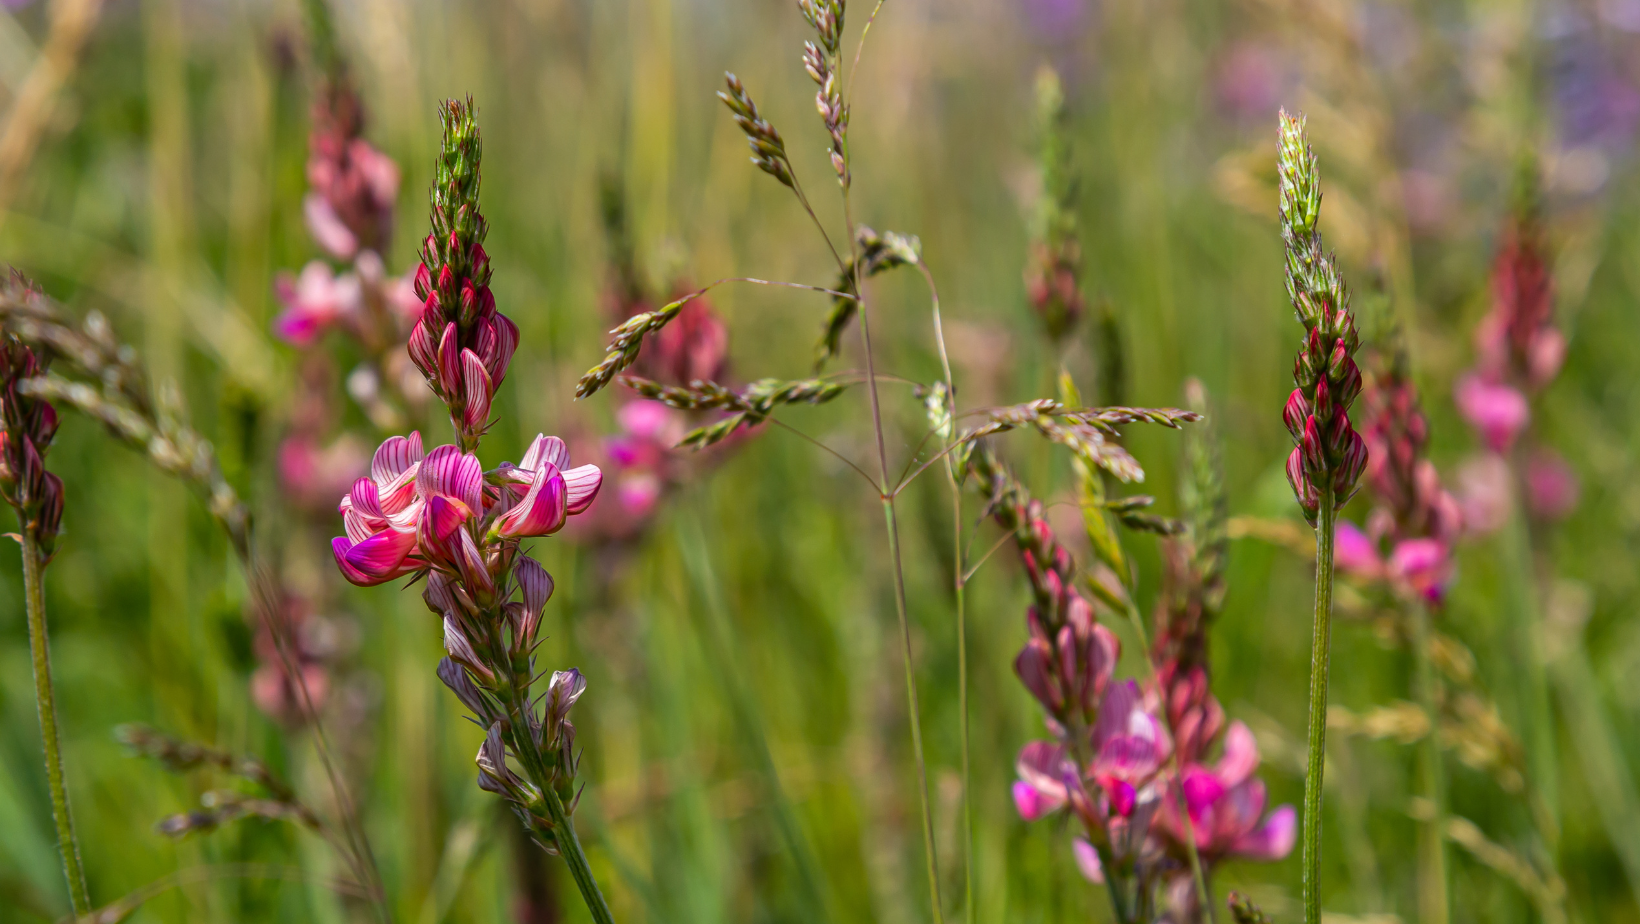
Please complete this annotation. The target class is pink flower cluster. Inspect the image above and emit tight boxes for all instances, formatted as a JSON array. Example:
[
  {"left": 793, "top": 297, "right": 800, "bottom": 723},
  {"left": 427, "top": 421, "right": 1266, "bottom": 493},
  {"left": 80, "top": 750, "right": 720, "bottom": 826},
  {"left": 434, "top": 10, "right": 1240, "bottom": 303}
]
[
  {"left": 987, "top": 483, "right": 1291, "bottom": 908},
  {"left": 332, "top": 432, "right": 600, "bottom": 588}
]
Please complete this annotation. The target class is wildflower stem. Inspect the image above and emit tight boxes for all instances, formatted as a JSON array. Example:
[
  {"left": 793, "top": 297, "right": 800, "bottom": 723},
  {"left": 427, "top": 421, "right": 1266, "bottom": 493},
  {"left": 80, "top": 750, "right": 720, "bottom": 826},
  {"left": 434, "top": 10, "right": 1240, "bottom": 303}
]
[
  {"left": 1410, "top": 600, "right": 1449, "bottom": 924},
  {"left": 20, "top": 527, "right": 92, "bottom": 916},
  {"left": 1091, "top": 838, "right": 1132, "bottom": 924},
  {"left": 501, "top": 680, "right": 616, "bottom": 924},
  {"left": 542, "top": 785, "right": 616, "bottom": 924},
  {"left": 1302, "top": 484, "right": 1338, "bottom": 924}
]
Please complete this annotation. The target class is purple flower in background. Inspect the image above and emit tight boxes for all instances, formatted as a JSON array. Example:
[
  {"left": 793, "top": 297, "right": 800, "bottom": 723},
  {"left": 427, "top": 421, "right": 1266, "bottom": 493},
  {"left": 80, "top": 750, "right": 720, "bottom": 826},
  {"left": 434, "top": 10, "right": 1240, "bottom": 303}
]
[
  {"left": 1214, "top": 42, "right": 1286, "bottom": 122},
  {"left": 274, "top": 262, "right": 363, "bottom": 346},
  {"left": 1023, "top": 0, "right": 1088, "bottom": 42},
  {"left": 1526, "top": 449, "right": 1580, "bottom": 521}
]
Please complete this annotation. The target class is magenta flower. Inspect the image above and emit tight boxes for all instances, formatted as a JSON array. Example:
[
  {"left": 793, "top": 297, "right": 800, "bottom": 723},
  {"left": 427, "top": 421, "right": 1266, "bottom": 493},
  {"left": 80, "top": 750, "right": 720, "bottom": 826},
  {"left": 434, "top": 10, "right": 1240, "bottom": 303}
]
[
  {"left": 490, "top": 434, "right": 602, "bottom": 539},
  {"left": 1157, "top": 722, "right": 1296, "bottom": 864},
  {"left": 1333, "top": 520, "right": 1383, "bottom": 581},
  {"left": 333, "top": 432, "right": 429, "bottom": 585},
  {"left": 1012, "top": 681, "right": 1169, "bottom": 827},
  {"left": 1388, "top": 537, "right": 1451, "bottom": 604},
  {"left": 1455, "top": 374, "right": 1529, "bottom": 452},
  {"left": 273, "top": 262, "right": 363, "bottom": 346}
]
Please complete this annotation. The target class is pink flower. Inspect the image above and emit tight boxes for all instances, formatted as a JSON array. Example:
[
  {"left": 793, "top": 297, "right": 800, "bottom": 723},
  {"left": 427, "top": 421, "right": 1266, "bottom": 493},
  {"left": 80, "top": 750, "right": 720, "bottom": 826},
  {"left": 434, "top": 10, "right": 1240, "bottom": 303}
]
[
  {"left": 1457, "top": 453, "right": 1513, "bottom": 536},
  {"left": 304, "top": 194, "right": 362, "bottom": 261},
  {"left": 1333, "top": 519, "right": 1383, "bottom": 580},
  {"left": 1455, "top": 375, "right": 1529, "bottom": 452},
  {"left": 1526, "top": 450, "right": 1580, "bottom": 521},
  {"left": 1072, "top": 838, "right": 1105, "bottom": 884},
  {"left": 1389, "top": 538, "right": 1452, "bottom": 604},
  {"left": 490, "top": 434, "right": 603, "bottom": 539},
  {"left": 1158, "top": 722, "right": 1296, "bottom": 863},
  {"left": 333, "top": 433, "right": 433, "bottom": 586},
  {"left": 273, "top": 262, "right": 362, "bottom": 346},
  {"left": 279, "top": 434, "right": 368, "bottom": 511}
]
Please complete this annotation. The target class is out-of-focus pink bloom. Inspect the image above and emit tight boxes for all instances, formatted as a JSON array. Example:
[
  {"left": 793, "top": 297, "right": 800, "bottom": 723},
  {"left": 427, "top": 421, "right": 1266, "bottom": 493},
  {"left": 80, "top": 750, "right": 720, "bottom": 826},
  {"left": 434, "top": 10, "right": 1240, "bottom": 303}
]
[
  {"left": 1526, "top": 450, "right": 1580, "bottom": 521},
  {"left": 639, "top": 295, "right": 729, "bottom": 385},
  {"left": 1072, "top": 838, "right": 1105, "bottom": 884},
  {"left": 1158, "top": 722, "right": 1296, "bottom": 864},
  {"left": 1215, "top": 43, "right": 1284, "bottom": 122},
  {"left": 274, "top": 262, "right": 362, "bottom": 346},
  {"left": 333, "top": 433, "right": 429, "bottom": 585},
  {"left": 279, "top": 433, "right": 369, "bottom": 511},
  {"left": 1455, "top": 375, "right": 1529, "bottom": 452},
  {"left": 1013, "top": 777, "right": 1063, "bottom": 822},
  {"left": 1389, "top": 538, "right": 1452, "bottom": 604},
  {"left": 304, "top": 194, "right": 363, "bottom": 261},
  {"left": 491, "top": 434, "right": 603, "bottom": 539},
  {"left": 1333, "top": 520, "right": 1383, "bottom": 580},
  {"left": 252, "top": 663, "right": 330, "bottom": 724},
  {"left": 1457, "top": 454, "right": 1514, "bottom": 536}
]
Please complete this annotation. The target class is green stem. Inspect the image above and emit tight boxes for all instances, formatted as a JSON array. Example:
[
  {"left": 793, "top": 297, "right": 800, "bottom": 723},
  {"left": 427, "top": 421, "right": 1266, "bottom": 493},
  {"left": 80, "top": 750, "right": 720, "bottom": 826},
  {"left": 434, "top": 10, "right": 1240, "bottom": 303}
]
[
  {"left": 542, "top": 785, "right": 616, "bottom": 924},
  {"left": 1091, "top": 839, "right": 1132, "bottom": 924},
  {"left": 1302, "top": 486, "right": 1337, "bottom": 924},
  {"left": 881, "top": 497, "right": 946, "bottom": 922},
  {"left": 953, "top": 491, "right": 973, "bottom": 924},
  {"left": 1410, "top": 601, "right": 1449, "bottom": 924},
  {"left": 501, "top": 674, "right": 616, "bottom": 924},
  {"left": 20, "top": 527, "right": 91, "bottom": 916}
]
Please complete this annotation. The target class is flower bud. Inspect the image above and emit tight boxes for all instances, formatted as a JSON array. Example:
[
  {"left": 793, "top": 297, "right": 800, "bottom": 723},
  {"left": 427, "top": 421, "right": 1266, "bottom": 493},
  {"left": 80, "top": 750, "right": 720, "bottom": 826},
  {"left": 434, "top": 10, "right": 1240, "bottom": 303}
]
[{"left": 1282, "top": 389, "right": 1310, "bottom": 440}]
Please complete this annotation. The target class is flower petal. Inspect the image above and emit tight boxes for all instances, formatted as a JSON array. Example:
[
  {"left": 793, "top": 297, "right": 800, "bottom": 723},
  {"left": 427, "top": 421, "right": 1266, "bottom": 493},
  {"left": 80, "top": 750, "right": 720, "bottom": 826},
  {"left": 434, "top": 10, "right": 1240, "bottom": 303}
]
[
  {"left": 461, "top": 348, "right": 493, "bottom": 430},
  {"left": 333, "top": 531, "right": 418, "bottom": 586},
  {"left": 372, "top": 432, "right": 425, "bottom": 485},
  {"left": 417, "top": 445, "right": 484, "bottom": 513},
  {"left": 494, "top": 467, "right": 568, "bottom": 538},
  {"left": 521, "top": 434, "right": 571, "bottom": 474},
  {"left": 1072, "top": 838, "right": 1105, "bottom": 885},
  {"left": 1215, "top": 721, "right": 1261, "bottom": 788},
  {"left": 516, "top": 554, "right": 555, "bottom": 618},
  {"left": 1230, "top": 804, "right": 1297, "bottom": 861},
  {"left": 562, "top": 463, "right": 602, "bottom": 514}
]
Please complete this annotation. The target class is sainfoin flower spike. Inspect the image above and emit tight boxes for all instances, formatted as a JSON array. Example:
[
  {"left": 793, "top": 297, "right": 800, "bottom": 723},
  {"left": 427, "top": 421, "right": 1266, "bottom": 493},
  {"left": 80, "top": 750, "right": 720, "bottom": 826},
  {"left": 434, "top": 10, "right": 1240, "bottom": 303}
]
[
  {"left": 0, "top": 273, "right": 90, "bottom": 915},
  {"left": 1279, "top": 108, "right": 1361, "bottom": 924},
  {"left": 407, "top": 98, "right": 518, "bottom": 453},
  {"left": 333, "top": 97, "right": 616, "bottom": 924}
]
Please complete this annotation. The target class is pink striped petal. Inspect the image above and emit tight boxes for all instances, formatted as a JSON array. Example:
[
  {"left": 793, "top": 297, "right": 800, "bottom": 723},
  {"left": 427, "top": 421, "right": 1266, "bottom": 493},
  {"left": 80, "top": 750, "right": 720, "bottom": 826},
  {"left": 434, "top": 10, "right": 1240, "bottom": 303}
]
[
  {"left": 562, "top": 464, "right": 602, "bottom": 514},
  {"left": 371, "top": 432, "right": 425, "bottom": 485},
  {"left": 453, "top": 526, "right": 495, "bottom": 599},
  {"left": 424, "top": 571, "right": 459, "bottom": 617},
  {"left": 416, "top": 494, "right": 473, "bottom": 567},
  {"left": 408, "top": 318, "right": 438, "bottom": 376},
  {"left": 461, "top": 348, "right": 493, "bottom": 430},
  {"left": 436, "top": 322, "right": 461, "bottom": 396},
  {"left": 347, "top": 477, "right": 385, "bottom": 519},
  {"left": 494, "top": 468, "right": 568, "bottom": 538},
  {"left": 417, "top": 445, "right": 484, "bottom": 513},
  {"left": 516, "top": 554, "right": 555, "bottom": 617},
  {"left": 489, "top": 313, "right": 518, "bottom": 383},
  {"left": 521, "top": 434, "right": 570, "bottom": 474},
  {"left": 333, "top": 530, "right": 418, "bottom": 586}
]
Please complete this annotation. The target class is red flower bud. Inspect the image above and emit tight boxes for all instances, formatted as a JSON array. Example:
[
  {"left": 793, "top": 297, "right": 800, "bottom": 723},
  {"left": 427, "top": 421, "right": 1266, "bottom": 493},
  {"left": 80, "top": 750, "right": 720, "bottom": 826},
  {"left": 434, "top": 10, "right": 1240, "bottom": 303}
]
[{"left": 1283, "top": 388, "right": 1309, "bottom": 440}]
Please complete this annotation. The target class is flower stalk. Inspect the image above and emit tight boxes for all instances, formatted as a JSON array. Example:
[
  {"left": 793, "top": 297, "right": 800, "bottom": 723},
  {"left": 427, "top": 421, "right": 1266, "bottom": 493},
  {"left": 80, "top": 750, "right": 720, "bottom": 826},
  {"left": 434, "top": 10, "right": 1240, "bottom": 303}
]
[
  {"left": 0, "top": 324, "right": 89, "bottom": 916},
  {"left": 1277, "top": 109, "right": 1366, "bottom": 924}
]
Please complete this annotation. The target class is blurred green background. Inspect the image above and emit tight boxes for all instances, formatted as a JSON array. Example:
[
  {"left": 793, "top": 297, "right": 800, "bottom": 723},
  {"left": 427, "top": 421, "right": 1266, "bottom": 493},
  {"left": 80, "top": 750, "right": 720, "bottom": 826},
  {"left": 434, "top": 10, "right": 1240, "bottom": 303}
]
[{"left": 2, "top": 0, "right": 1640, "bottom": 921}]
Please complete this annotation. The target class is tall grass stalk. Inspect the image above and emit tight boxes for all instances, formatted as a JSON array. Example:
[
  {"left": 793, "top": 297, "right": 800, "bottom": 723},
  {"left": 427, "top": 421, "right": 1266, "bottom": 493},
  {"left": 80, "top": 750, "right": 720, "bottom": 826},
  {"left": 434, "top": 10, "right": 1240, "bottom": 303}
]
[
  {"left": 1301, "top": 486, "right": 1337, "bottom": 924},
  {"left": 20, "top": 527, "right": 91, "bottom": 916},
  {"left": 1410, "top": 601, "right": 1449, "bottom": 924}
]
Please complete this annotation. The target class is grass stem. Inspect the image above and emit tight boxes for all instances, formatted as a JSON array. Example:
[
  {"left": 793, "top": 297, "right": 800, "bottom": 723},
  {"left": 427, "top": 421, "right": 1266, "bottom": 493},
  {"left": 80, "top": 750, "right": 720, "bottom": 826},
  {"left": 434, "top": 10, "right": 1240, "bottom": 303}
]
[{"left": 1410, "top": 600, "right": 1449, "bottom": 924}]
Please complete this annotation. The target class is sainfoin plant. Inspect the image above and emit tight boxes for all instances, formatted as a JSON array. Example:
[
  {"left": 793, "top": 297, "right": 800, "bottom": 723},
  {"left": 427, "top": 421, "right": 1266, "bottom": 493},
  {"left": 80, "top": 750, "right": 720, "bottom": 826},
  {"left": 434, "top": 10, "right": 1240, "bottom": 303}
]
[{"left": 333, "top": 98, "right": 614, "bottom": 924}]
